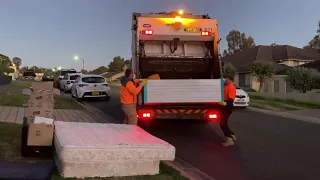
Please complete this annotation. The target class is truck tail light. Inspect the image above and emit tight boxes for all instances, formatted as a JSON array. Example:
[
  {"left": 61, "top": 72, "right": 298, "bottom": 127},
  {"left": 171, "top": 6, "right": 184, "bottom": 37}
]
[
  {"left": 137, "top": 112, "right": 153, "bottom": 120},
  {"left": 207, "top": 111, "right": 219, "bottom": 121},
  {"left": 201, "top": 31, "right": 211, "bottom": 36},
  {"left": 79, "top": 84, "right": 88, "bottom": 87},
  {"left": 142, "top": 30, "right": 153, "bottom": 35}
]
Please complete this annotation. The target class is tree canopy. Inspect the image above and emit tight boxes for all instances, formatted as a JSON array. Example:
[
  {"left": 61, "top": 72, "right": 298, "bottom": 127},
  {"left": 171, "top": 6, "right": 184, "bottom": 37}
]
[
  {"left": 285, "top": 67, "right": 320, "bottom": 93},
  {"left": 303, "top": 21, "right": 320, "bottom": 53},
  {"left": 107, "top": 56, "right": 132, "bottom": 72},
  {"left": 12, "top": 57, "right": 22, "bottom": 69},
  {"left": 0, "top": 54, "right": 14, "bottom": 74},
  {"left": 225, "top": 30, "right": 256, "bottom": 55},
  {"left": 89, "top": 66, "right": 109, "bottom": 75}
]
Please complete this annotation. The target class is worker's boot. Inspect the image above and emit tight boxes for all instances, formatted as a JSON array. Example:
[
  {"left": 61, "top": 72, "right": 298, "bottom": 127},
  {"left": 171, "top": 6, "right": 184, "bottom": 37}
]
[
  {"left": 231, "top": 134, "right": 237, "bottom": 141},
  {"left": 222, "top": 137, "right": 234, "bottom": 147}
]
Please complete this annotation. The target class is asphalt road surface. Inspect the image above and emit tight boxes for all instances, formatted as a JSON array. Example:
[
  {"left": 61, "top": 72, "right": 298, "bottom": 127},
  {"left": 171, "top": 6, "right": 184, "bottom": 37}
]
[{"left": 85, "top": 85, "right": 320, "bottom": 180}]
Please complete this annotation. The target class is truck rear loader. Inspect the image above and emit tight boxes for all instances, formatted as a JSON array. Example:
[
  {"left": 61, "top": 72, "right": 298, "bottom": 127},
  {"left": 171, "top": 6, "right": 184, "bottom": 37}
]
[{"left": 131, "top": 10, "right": 225, "bottom": 126}]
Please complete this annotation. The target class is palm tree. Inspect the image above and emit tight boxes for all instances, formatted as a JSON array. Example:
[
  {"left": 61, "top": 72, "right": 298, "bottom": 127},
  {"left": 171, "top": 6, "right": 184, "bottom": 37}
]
[
  {"left": 250, "top": 61, "right": 275, "bottom": 92},
  {"left": 285, "top": 67, "right": 319, "bottom": 93}
]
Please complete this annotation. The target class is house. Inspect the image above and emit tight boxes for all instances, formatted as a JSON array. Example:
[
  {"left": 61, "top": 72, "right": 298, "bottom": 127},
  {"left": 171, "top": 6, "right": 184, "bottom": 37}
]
[
  {"left": 100, "top": 71, "right": 125, "bottom": 81},
  {"left": 301, "top": 60, "right": 320, "bottom": 71},
  {"left": 221, "top": 45, "right": 320, "bottom": 93}
]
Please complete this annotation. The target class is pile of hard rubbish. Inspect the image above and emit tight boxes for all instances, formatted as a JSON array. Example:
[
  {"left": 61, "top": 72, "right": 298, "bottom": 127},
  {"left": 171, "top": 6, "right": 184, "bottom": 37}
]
[{"left": 21, "top": 82, "right": 176, "bottom": 178}]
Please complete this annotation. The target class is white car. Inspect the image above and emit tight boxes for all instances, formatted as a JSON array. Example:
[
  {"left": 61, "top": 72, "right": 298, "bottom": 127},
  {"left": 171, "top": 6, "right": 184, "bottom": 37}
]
[
  {"left": 233, "top": 84, "right": 250, "bottom": 108},
  {"left": 60, "top": 73, "right": 82, "bottom": 92},
  {"left": 71, "top": 74, "right": 111, "bottom": 101}
]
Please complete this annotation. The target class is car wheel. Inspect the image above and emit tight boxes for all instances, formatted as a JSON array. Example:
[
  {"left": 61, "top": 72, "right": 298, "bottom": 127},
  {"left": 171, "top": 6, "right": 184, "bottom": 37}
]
[
  {"left": 104, "top": 96, "right": 110, "bottom": 101},
  {"left": 64, "top": 85, "right": 68, "bottom": 93}
]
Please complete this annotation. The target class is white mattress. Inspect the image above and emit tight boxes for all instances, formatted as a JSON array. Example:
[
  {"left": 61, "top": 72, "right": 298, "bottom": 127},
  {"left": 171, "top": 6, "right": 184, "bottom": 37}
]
[{"left": 54, "top": 121, "right": 175, "bottom": 162}]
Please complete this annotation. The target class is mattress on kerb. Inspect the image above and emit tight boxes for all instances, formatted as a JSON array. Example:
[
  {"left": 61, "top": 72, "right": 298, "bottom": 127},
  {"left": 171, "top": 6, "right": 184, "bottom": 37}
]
[{"left": 54, "top": 121, "right": 176, "bottom": 162}]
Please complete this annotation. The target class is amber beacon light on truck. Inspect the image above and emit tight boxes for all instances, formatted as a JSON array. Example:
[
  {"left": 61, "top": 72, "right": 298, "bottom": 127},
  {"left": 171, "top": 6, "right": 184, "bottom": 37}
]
[{"left": 140, "top": 9, "right": 213, "bottom": 37}]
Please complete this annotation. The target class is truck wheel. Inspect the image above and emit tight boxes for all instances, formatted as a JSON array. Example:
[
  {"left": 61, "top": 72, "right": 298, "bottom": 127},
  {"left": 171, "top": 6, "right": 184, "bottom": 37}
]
[{"left": 138, "top": 120, "right": 156, "bottom": 134}]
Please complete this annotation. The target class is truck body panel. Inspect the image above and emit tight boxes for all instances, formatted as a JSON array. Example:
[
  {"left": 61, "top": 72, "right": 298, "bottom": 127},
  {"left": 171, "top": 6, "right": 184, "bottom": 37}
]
[{"left": 142, "top": 79, "right": 223, "bottom": 104}]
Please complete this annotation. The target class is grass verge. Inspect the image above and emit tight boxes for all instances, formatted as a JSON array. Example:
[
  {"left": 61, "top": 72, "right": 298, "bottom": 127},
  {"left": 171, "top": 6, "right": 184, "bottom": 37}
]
[
  {"left": 0, "top": 92, "right": 83, "bottom": 110},
  {"left": 249, "top": 95, "right": 320, "bottom": 109},
  {"left": 0, "top": 122, "right": 188, "bottom": 180},
  {"left": 8, "top": 81, "right": 31, "bottom": 89}
]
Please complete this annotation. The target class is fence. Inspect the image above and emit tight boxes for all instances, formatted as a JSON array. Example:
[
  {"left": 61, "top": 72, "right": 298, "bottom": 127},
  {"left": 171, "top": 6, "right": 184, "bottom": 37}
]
[
  {"left": 249, "top": 91, "right": 320, "bottom": 104},
  {"left": 0, "top": 72, "right": 12, "bottom": 85}
]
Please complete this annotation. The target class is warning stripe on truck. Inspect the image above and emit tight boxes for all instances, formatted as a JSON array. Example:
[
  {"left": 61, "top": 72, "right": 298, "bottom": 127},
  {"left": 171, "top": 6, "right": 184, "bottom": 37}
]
[{"left": 155, "top": 109, "right": 208, "bottom": 114}]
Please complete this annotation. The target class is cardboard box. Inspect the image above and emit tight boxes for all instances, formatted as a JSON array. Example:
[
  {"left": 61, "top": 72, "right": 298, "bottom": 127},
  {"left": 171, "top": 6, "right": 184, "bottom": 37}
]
[
  {"left": 31, "top": 82, "right": 54, "bottom": 91},
  {"left": 27, "top": 116, "right": 54, "bottom": 146},
  {"left": 30, "top": 82, "right": 60, "bottom": 95},
  {"left": 29, "top": 91, "right": 54, "bottom": 102},
  {"left": 27, "top": 106, "right": 53, "bottom": 119},
  {"left": 28, "top": 100, "right": 54, "bottom": 109}
]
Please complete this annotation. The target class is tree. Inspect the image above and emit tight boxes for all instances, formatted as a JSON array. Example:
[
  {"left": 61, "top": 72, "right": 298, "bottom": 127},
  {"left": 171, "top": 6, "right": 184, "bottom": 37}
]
[
  {"left": 89, "top": 66, "right": 108, "bottom": 75},
  {"left": 108, "top": 56, "right": 125, "bottom": 72},
  {"left": 226, "top": 30, "right": 256, "bottom": 54},
  {"left": 222, "top": 62, "right": 236, "bottom": 79},
  {"left": 124, "top": 59, "right": 132, "bottom": 69},
  {"left": 0, "top": 54, "right": 12, "bottom": 68},
  {"left": 285, "top": 67, "right": 320, "bottom": 93},
  {"left": 81, "top": 69, "right": 88, "bottom": 74},
  {"left": 303, "top": 36, "right": 320, "bottom": 53},
  {"left": 250, "top": 61, "right": 275, "bottom": 92},
  {"left": 222, "top": 50, "right": 230, "bottom": 57},
  {"left": 12, "top": 57, "right": 22, "bottom": 69},
  {"left": 303, "top": 20, "right": 320, "bottom": 53}
]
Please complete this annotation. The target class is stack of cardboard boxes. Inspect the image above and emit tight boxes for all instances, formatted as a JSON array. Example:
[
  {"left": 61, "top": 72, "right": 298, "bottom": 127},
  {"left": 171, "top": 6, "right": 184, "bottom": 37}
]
[{"left": 21, "top": 82, "right": 59, "bottom": 157}]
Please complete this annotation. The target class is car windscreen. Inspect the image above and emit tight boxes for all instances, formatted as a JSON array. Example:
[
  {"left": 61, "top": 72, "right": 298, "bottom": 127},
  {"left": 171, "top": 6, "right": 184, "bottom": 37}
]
[
  {"left": 23, "top": 71, "right": 35, "bottom": 76},
  {"left": 70, "top": 75, "right": 79, "bottom": 80},
  {"left": 44, "top": 72, "right": 53, "bottom": 76},
  {"left": 81, "top": 77, "right": 105, "bottom": 83},
  {"left": 234, "top": 84, "right": 241, "bottom": 89},
  {"left": 61, "top": 71, "right": 77, "bottom": 76}
]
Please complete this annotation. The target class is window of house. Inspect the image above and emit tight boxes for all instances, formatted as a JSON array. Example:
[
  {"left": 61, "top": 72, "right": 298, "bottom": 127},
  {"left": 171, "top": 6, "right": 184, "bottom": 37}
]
[
  {"left": 285, "top": 81, "right": 293, "bottom": 93},
  {"left": 244, "top": 73, "right": 252, "bottom": 91},
  {"left": 273, "top": 80, "right": 279, "bottom": 92}
]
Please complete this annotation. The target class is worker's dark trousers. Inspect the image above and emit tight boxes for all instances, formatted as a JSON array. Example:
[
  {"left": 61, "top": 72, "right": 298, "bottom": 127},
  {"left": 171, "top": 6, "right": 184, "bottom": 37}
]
[{"left": 220, "top": 100, "right": 234, "bottom": 138}]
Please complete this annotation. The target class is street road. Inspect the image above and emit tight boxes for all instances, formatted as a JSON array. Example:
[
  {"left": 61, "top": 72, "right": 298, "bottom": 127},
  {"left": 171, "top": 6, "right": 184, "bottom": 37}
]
[{"left": 85, "top": 85, "right": 320, "bottom": 180}]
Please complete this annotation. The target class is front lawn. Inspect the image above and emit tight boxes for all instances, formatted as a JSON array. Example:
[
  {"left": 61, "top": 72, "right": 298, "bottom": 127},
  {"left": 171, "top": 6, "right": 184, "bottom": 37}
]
[
  {"left": 0, "top": 122, "right": 188, "bottom": 180},
  {"left": 0, "top": 92, "right": 83, "bottom": 110}
]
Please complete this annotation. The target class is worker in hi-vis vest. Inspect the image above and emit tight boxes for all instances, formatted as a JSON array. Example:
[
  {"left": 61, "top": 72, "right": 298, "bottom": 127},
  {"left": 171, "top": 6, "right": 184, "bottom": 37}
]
[{"left": 120, "top": 69, "right": 144, "bottom": 125}]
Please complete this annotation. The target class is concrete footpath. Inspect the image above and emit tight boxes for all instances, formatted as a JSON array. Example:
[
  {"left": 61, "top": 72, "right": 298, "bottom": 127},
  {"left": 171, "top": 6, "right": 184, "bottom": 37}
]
[
  {"left": 248, "top": 107, "right": 320, "bottom": 124},
  {"left": 0, "top": 105, "right": 113, "bottom": 124}
]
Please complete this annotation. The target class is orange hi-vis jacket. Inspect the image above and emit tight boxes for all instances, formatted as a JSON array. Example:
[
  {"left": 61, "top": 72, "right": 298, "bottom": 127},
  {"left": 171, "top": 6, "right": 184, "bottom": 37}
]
[
  {"left": 120, "top": 77, "right": 143, "bottom": 104},
  {"left": 224, "top": 82, "right": 236, "bottom": 101}
]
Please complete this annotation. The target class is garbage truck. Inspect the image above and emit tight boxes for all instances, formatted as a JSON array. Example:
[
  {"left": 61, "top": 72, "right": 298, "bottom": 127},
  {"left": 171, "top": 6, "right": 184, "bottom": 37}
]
[{"left": 131, "top": 10, "right": 225, "bottom": 125}]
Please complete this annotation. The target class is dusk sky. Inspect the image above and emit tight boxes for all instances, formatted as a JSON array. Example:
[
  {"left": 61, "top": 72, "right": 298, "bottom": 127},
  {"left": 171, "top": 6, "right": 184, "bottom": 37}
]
[{"left": 1, "top": 0, "right": 319, "bottom": 70}]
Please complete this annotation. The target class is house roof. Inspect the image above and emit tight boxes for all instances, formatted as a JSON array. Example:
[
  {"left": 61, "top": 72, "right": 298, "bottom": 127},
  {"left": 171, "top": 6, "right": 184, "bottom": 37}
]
[
  {"left": 301, "top": 60, "right": 320, "bottom": 71},
  {"left": 100, "top": 72, "right": 118, "bottom": 78},
  {"left": 221, "top": 45, "right": 320, "bottom": 73}
]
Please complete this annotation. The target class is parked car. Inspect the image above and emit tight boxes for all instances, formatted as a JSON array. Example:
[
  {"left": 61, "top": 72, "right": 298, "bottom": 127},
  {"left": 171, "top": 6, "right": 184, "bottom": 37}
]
[
  {"left": 233, "top": 84, "right": 250, "bottom": 108},
  {"left": 42, "top": 72, "right": 54, "bottom": 81},
  {"left": 71, "top": 74, "right": 111, "bottom": 101},
  {"left": 22, "top": 69, "right": 36, "bottom": 79},
  {"left": 53, "top": 69, "right": 77, "bottom": 89},
  {"left": 60, "top": 73, "right": 82, "bottom": 92}
]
